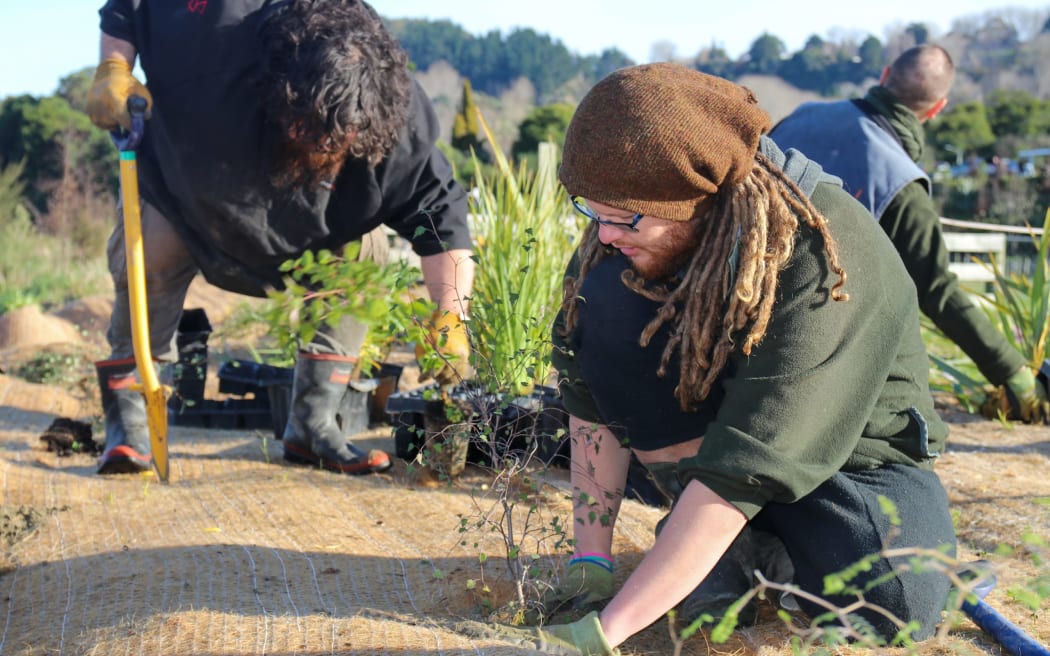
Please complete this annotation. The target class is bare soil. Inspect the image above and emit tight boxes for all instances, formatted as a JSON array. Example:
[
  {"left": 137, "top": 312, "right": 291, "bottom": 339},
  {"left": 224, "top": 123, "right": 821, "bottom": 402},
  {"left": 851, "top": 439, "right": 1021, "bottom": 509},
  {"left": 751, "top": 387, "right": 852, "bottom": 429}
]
[{"left": 0, "top": 277, "right": 1047, "bottom": 655}]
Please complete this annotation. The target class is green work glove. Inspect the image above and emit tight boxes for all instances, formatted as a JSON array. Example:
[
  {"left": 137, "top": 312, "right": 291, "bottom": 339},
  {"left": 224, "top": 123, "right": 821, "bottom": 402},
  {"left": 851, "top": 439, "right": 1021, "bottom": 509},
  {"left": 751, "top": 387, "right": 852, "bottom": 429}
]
[
  {"left": 537, "top": 561, "right": 615, "bottom": 621},
  {"left": 457, "top": 610, "right": 618, "bottom": 656},
  {"left": 86, "top": 58, "right": 153, "bottom": 131},
  {"left": 1004, "top": 367, "right": 1050, "bottom": 424},
  {"left": 415, "top": 310, "right": 473, "bottom": 388}
]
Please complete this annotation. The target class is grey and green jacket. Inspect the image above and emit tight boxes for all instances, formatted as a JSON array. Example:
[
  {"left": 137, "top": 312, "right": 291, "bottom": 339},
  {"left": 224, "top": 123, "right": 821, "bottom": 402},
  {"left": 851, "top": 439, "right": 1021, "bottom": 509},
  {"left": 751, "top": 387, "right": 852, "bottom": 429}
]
[{"left": 770, "top": 86, "right": 1025, "bottom": 385}]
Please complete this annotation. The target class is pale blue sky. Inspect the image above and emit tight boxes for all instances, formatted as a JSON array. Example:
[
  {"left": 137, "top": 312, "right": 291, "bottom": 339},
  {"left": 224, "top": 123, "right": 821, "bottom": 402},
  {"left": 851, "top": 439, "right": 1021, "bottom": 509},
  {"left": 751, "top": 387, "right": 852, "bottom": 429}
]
[{"left": 2, "top": 0, "right": 1048, "bottom": 98}]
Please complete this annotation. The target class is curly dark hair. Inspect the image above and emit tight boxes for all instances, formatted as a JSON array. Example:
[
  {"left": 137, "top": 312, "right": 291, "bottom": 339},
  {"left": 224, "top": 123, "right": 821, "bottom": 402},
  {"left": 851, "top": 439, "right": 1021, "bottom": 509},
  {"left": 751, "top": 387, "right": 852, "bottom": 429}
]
[{"left": 259, "top": 0, "right": 411, "bottom": 189}]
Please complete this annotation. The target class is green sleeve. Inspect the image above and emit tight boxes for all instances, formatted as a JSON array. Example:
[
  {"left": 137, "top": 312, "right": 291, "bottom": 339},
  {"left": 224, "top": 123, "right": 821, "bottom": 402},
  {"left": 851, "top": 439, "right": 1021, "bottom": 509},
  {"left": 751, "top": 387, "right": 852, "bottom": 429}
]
[
  {"left": 879, "top": 182, "right": 1025, "bottom": 385},
  {"left": 677, "top": 184, "right": 938, "bottom": 519}
]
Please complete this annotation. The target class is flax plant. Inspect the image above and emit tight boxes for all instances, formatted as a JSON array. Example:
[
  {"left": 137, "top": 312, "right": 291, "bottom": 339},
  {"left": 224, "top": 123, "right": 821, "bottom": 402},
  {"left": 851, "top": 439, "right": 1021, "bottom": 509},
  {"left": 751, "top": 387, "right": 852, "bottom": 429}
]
[
  {"left": 466, "top": 112, "right": 585, "bottom": 398},
  {"left": 928, "top": 208, "right": 1050, "bottom": 411},
  {"left": 984, "top": 207, "right": 1050, "bottom": 368}
]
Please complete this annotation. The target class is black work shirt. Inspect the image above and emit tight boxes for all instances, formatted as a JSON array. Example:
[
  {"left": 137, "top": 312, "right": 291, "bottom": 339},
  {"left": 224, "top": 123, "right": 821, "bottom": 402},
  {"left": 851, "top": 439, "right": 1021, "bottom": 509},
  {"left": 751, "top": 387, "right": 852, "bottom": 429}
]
[{"left": 99, "top": 0, "right": 470, "bottom": 295}]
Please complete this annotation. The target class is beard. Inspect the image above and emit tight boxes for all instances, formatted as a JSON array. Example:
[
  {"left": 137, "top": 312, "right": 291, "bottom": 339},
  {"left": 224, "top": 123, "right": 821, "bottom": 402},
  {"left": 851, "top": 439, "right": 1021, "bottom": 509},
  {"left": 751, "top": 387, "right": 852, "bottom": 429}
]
[
  {"left": 269, "top": 136, "right": 349, "bottom": 192},
  {"left": 629, "top": 218, "right": 704, "bottom": 281}
]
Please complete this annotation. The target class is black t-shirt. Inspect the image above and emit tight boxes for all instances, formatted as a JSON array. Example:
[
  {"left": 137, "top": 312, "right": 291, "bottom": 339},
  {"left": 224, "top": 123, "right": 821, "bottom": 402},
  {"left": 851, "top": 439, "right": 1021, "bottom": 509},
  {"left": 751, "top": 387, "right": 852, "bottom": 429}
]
[{"left": 99, "top": 0, "right": 470, "bottom": 296}]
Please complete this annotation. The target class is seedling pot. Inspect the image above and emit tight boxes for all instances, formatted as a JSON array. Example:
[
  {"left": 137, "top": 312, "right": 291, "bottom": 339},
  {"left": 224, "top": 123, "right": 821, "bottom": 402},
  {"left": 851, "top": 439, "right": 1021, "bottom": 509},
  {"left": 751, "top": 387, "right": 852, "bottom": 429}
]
[{"left": 385, "top": 383, "right": 570, "bottom": 472}]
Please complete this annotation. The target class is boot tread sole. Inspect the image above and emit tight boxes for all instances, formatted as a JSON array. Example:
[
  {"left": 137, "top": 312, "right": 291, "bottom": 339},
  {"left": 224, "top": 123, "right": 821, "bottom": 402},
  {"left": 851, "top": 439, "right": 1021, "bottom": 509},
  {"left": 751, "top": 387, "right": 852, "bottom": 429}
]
[{"left": 283, "top": 441, "right": 391, "bottom": 475}]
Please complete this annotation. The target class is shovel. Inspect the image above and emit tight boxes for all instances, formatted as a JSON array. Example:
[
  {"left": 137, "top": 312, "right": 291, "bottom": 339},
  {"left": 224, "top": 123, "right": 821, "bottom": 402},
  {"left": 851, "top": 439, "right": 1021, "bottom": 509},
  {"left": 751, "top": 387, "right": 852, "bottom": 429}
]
[{"left": 111, "top": 95, "right": 170, "bottom": 482}]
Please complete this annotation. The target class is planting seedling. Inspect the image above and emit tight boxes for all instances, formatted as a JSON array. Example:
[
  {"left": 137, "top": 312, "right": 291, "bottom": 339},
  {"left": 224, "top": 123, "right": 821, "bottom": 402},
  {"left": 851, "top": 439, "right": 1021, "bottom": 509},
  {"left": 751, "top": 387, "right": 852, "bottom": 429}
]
[{"left": 391, "top": 112, "right": 584, "bottom": 621}]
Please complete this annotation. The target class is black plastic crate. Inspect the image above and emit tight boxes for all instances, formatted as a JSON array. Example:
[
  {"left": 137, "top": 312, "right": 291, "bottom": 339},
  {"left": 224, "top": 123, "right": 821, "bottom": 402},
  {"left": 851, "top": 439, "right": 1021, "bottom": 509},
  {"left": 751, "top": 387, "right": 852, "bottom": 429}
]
[
  {"left": 217, "top": 360, "right": 293, "bottom": 396},
  {"left": 385, "top": 384, "right": 570, "bottom": 467},
  {"left": 171, "top": 308, "right": 212, "bottom": 407}
]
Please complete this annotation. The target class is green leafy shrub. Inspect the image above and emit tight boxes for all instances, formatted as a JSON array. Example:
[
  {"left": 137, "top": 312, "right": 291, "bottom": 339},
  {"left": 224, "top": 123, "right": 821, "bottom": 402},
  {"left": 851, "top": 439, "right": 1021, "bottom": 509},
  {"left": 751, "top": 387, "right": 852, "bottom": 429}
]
[
  {"left": 262, "top": 241, "right": 433, "bottom": 375},
  {"left": 0, "top": 212, "right": 109, "bottom": 313}
]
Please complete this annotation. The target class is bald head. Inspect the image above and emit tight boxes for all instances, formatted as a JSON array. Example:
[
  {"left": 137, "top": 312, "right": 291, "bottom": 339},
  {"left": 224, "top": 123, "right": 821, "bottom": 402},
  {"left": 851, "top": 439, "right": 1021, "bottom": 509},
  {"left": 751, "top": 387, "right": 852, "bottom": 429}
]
[{"left": 883, "top": 44, "right": 955, "bottom": 116}]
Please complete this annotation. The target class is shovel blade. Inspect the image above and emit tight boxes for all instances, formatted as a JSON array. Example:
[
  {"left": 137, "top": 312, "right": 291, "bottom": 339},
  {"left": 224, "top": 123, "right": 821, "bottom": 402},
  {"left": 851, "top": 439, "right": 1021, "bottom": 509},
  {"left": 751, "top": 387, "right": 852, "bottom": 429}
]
[{"left": 144, "top": 387, "right": 169, "bottom": 482}]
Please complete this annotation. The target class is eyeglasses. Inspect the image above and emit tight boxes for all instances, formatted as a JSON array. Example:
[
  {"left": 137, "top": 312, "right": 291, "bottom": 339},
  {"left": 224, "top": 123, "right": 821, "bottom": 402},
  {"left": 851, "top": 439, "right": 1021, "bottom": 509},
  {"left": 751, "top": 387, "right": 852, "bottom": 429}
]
[{"left": 571, "top": 196, "right": 644, "bottom": 232}]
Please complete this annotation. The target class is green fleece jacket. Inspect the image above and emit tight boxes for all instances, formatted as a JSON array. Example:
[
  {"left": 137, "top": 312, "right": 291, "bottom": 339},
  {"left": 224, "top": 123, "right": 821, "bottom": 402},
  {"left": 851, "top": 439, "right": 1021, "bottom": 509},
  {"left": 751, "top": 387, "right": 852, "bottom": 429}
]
[
  {"left": 552, "top": 180, "right": 948, "bottom": 520},
  {"left": 858, "top": 87, "right": 1024, "bottom": 385}
]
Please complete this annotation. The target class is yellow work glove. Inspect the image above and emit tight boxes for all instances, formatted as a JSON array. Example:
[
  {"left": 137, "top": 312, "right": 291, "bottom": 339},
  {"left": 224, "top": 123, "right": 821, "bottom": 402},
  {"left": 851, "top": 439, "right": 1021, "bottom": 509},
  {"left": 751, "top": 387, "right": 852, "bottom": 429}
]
[
  {"left": 86, "top": 58, "right": 153, "bottom": 131},
  {"left": 415, "top": 310, "right": 472, "bottom": 388},
  {"left": 1004, "top": 367, "right": 1050, "bottom": 424},
  {"left": 456, "top": 611, "right": 618, "bottom": 656}
]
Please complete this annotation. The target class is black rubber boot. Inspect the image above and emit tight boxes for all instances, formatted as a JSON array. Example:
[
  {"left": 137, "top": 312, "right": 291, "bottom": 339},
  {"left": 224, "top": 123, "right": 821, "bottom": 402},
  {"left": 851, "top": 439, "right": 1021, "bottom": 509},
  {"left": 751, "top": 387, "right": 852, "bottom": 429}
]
[
  {"left": 282, "top": 352, "right": 391, "bottom": 474},
  {"left": 647, "top": 462, "right": 760, "bottom": 627},
  {"left": 96, "top": 358, "right": 153, "bottom": 475},
  {"left": 677, "top": 527, "right": 759, "bottom": 627}
]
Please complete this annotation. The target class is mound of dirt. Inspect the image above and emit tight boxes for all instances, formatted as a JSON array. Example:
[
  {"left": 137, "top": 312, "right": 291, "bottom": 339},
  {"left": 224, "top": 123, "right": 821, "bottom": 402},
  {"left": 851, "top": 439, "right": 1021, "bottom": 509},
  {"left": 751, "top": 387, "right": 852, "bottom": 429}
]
[{"left": 0, "top": 304, "right": 84, "bottom": 369}]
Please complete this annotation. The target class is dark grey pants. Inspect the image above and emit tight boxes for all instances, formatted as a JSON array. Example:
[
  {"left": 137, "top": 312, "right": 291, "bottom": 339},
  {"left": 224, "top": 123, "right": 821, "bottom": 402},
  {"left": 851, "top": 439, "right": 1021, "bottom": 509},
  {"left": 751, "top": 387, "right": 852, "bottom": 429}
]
[
  {"left": 649, "top": 460, "right": 955, "bottom": 639},
  {"left": 749, "top": 464, "right": 956, "bottom": 640}
]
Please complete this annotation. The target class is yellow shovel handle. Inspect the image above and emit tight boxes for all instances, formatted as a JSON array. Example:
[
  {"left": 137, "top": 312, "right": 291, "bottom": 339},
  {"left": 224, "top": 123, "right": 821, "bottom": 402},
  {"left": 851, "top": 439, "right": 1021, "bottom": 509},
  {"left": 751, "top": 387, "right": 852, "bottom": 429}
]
[{"left": 119, "top": 151, "right": 170, "bottom": 482}]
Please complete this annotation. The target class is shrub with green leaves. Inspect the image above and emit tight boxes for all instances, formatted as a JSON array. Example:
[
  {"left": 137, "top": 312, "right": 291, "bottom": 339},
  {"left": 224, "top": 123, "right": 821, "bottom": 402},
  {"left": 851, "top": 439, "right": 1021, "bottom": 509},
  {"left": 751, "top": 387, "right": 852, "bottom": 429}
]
[
  {"left": 0, "top": 212, "right": 110, "bottom": 313},
  {"left": 263, "top": 242, "right": 433, "bottom": 375}
]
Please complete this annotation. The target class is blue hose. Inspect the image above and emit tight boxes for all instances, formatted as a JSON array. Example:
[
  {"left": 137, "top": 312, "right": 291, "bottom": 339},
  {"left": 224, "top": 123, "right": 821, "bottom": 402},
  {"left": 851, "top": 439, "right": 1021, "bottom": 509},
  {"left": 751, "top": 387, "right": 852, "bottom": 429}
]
[
  {"left": 962, "top": 599, "right": 1049, "bottom": 656},
  {"left": 960, "top": 568, "right": 1050, "bottom": 656}
]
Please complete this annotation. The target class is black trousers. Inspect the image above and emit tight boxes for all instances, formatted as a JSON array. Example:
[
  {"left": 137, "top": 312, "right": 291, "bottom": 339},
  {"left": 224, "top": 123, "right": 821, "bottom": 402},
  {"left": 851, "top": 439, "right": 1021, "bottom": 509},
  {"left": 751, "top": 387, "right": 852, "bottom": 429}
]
[
  {"left": 651, "top": 460, "right": 955, "bottom": 639},
  {"left": 704, "top": 463, "right": 956, "bottom": 640}
]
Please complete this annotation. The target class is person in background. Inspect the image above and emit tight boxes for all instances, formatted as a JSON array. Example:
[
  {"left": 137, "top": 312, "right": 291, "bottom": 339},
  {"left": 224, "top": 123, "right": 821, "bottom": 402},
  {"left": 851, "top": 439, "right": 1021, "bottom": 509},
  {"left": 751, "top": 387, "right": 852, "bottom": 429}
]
[
  {"left": 770, "top": 44, "right": 1048, "bottom": 424},
  {"left": 461, "top": 63, "right": 957, "bottom": 655},
  {"left": 86, "top": 0, "right": 474, "bottom": 476}
]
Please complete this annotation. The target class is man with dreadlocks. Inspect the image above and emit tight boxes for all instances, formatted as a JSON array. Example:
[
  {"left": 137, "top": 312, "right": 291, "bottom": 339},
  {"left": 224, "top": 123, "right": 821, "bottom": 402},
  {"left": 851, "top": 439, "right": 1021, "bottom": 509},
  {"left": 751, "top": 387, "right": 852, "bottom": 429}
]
[
  {"left": 771, "top": 44, "right": 1048, "bottom": 424},
  {"left": 461, "top": 63, "right": 957, "bottom": 654},
  {"left": 84, "top": 0, "right": 473, "bottom": 477}
]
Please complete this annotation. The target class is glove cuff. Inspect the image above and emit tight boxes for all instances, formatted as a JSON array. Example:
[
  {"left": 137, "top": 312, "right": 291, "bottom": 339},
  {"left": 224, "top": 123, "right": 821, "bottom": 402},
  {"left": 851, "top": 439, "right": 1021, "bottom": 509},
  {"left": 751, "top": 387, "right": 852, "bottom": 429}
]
[
  {"left": 1006, "top": 366, "right": 1036, "bottom": 389},
  {"left": 571, "top": 611, "right": 618, "bottom": 656},
  {"left": 96, "top": 57, "right": 134, "bottom": 78}
]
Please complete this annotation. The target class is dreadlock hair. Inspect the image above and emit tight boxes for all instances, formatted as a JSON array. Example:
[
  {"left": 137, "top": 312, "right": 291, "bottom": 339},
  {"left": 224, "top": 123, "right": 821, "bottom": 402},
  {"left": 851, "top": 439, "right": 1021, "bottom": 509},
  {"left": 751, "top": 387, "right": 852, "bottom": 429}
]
[
  {"left": 560, "top": 152, "right": 849, "bottom": 411},
  {"left": 260, "top": 0, "right": 410, "bottom": 189}
]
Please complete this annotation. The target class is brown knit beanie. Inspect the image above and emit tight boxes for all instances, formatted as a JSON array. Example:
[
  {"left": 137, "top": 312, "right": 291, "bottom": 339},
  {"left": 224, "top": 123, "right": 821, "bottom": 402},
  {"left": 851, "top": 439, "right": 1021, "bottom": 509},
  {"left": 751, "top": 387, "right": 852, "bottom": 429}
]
[{"left": 560, "top": 63, "right": 771, "bottom": 221}]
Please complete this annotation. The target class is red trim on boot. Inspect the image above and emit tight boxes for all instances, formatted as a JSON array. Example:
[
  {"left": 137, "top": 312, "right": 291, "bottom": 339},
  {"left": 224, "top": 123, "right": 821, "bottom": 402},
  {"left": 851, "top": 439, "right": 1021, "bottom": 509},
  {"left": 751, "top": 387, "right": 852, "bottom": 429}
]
[
  {"left": 283, "top": 441, "right": 391, "bottom": 475},
  {"left": 95, "top": 357, "right": 138, "bottom": 368},
  {"left": 98, "top": 444, "right": 152, "bottom": 475}
]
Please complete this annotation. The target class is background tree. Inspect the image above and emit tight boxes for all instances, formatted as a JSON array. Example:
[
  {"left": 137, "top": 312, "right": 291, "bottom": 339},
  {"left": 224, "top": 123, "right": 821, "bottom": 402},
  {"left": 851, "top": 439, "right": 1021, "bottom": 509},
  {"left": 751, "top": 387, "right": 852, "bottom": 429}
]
[
  {"left": 986, "top": 89, "right": 1050, "bottom": 138},
  {"left": 55, "top": 68, "right": 95, "bottom": 113},
  {"left": 925, "top": 100, "right": 996, "bottom": 160},
  {"left": 510, "top": 103, "right": 574, "bottom": 164},
  {"left": 857, "top": 36, "right": 885, "bottom": 79},
  {"left": 692, "top": 45, "right": 735, "bottom": 79},
  {"left": 0, "top": 162, "right": 27, "bottom": 224},
  {"left": 781, "top": 35, "right": 834, "bottom": 93},
  {"left": 0, "top": 95, "right": 115, "bottom": 215},
  {"left": 451, "top": 79, "right": 487, "bottom": 160},
  {"left": 649, "top": 40, "right": 678, "bottom": 63},
  {"left": 906, "top": 22, "right": 931, "bottom": 45},
  {"left": 580, "top": 48, "right": 634, "bottom": 82},
  {"left": 502, "top": 28, "right": 576, "bottom": 101},
  {"left": 746, "top": 33, "right": 786, "bottom": 75}
]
